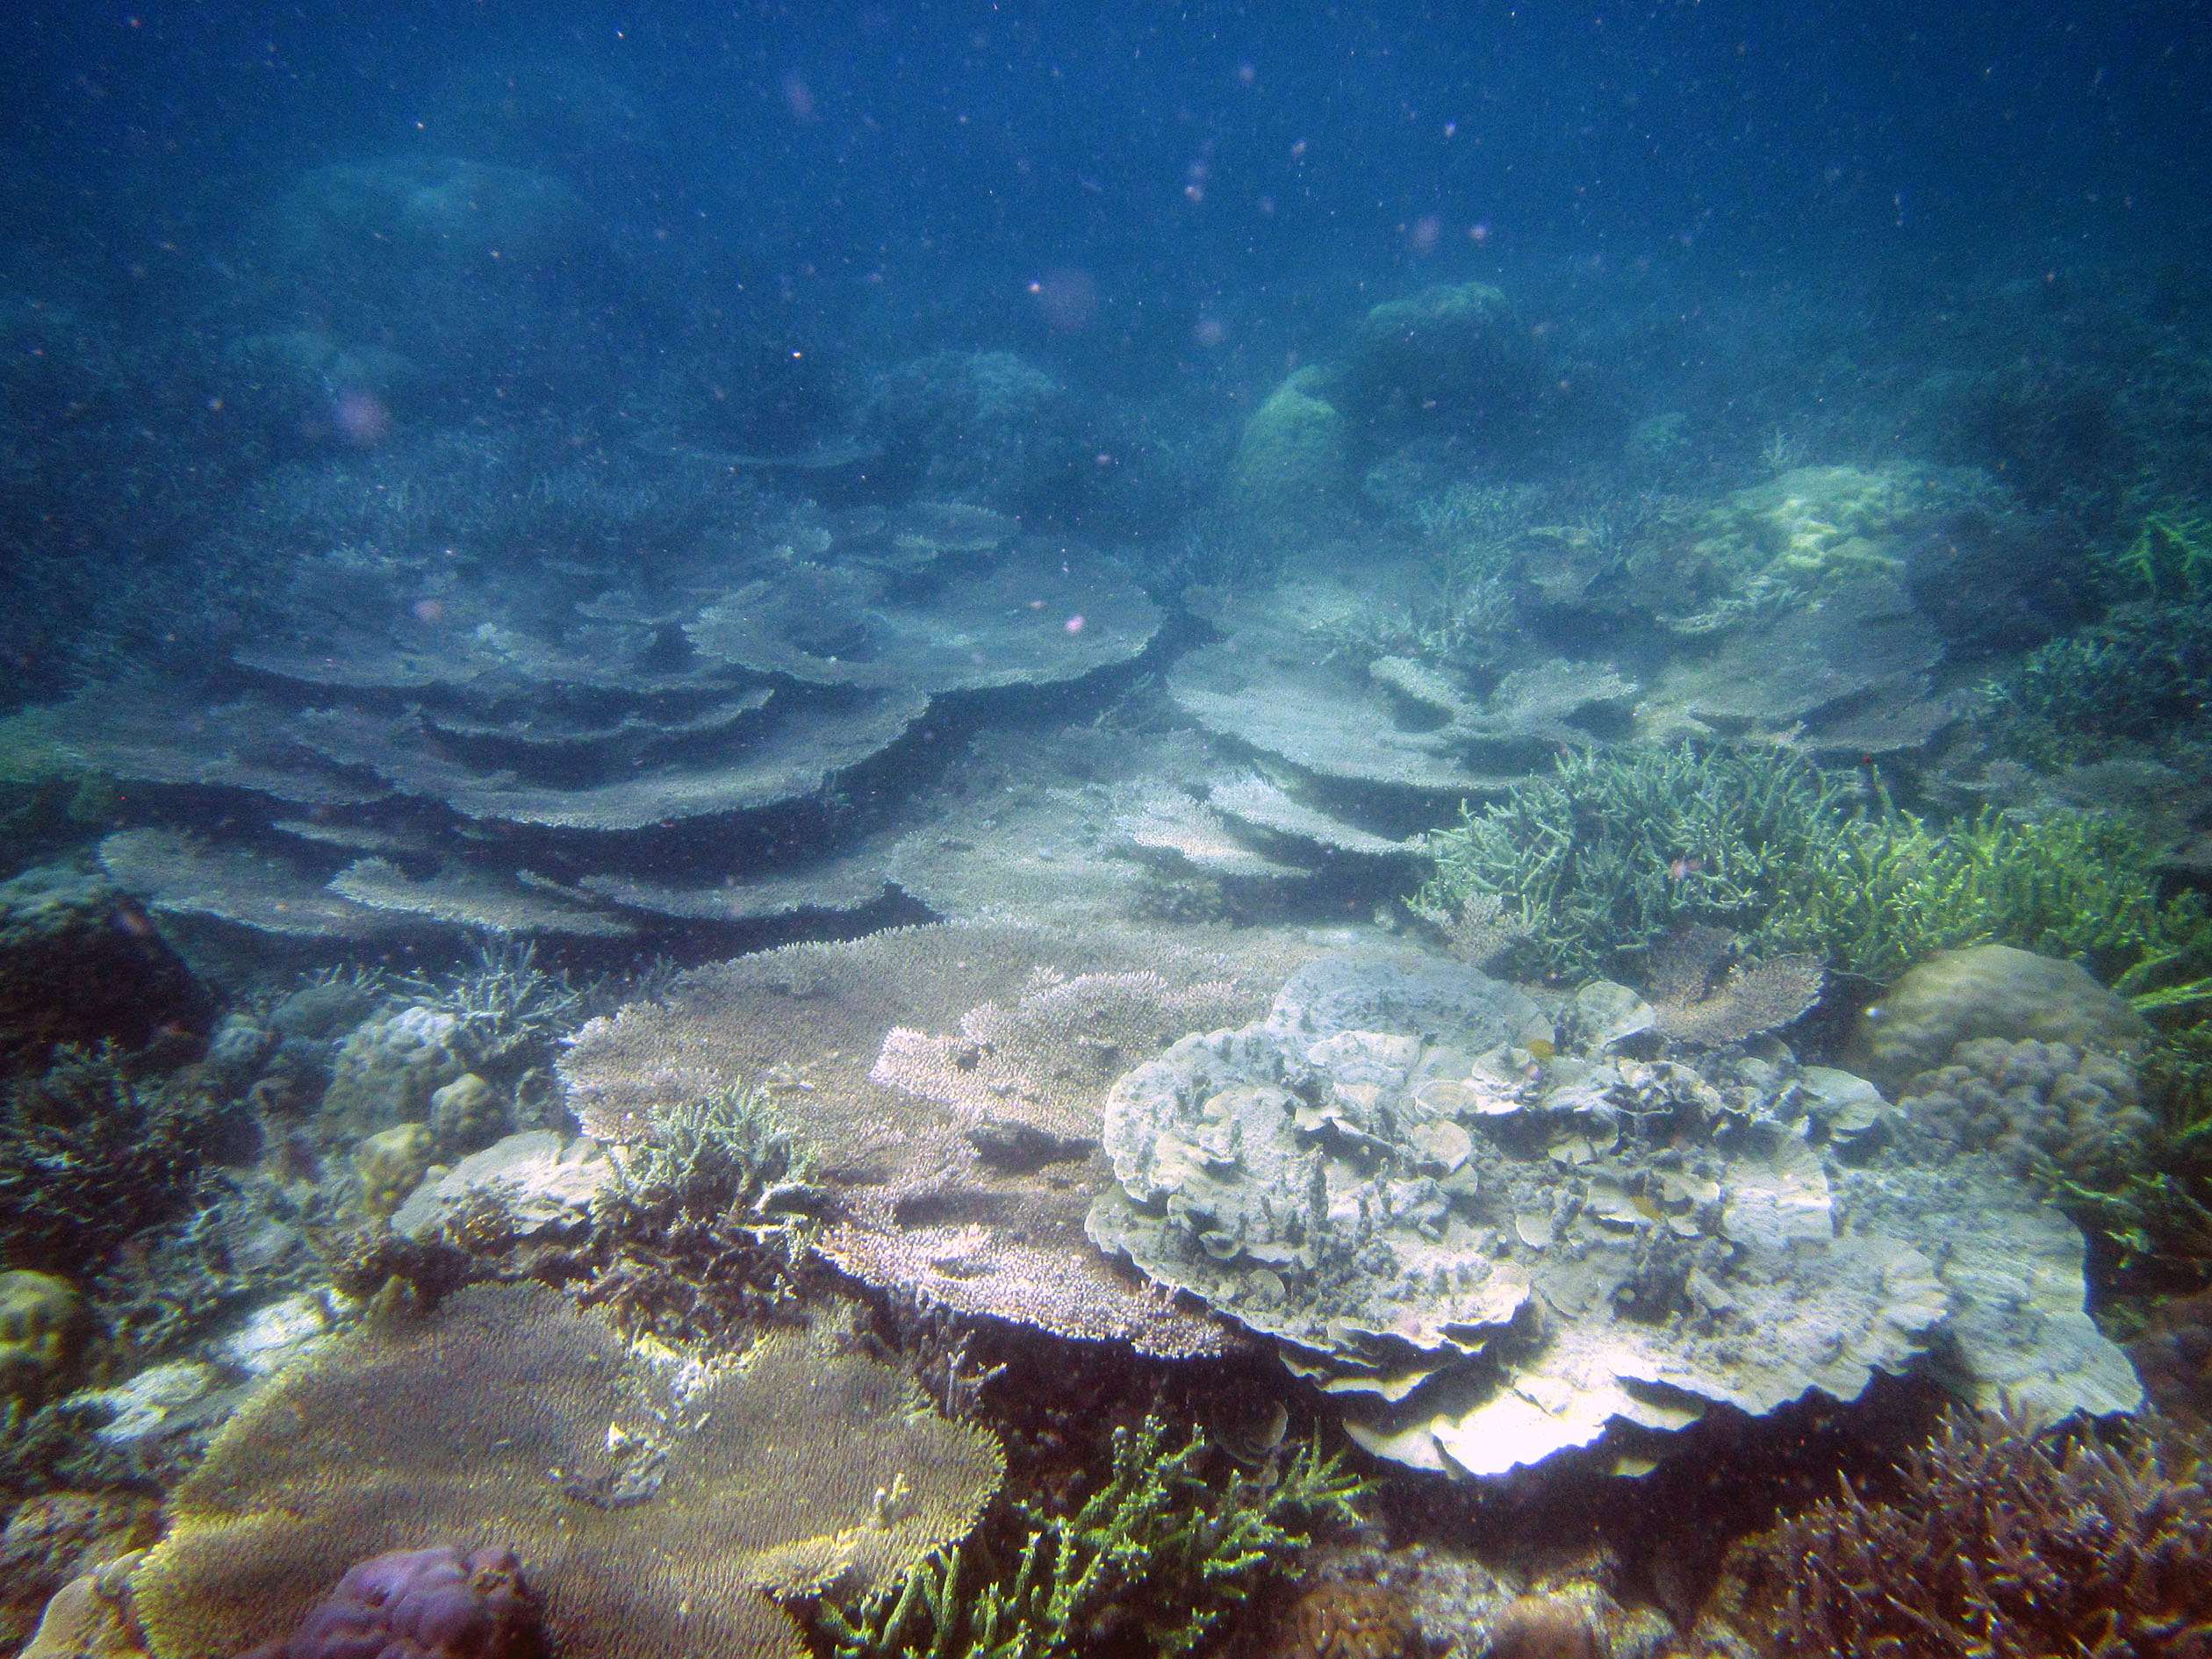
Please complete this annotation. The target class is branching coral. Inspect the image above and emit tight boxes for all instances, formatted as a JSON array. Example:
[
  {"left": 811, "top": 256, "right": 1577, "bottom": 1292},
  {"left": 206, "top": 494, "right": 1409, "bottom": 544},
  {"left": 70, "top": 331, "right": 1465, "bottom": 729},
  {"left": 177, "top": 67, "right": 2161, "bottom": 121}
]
[
  {"left": 0, "top": 1046, "right": 214, "bottom": 1278},
  {"left": 1760, "top": 806, "right": 2212, "bottom": 1001},
  {"left": 1417, "top": 745, "right": 1846, "bottom": 982},
  {"left": 392, "top": 938, "right": 596, "bottom": 1066},
  {"left": 818, "top": 1419, "right": 1368, "bottom": 1659},
  {"left": 1717, "top": 1409, "right": 2212, "bottom": 1659},
  {"left": 1419, "top": 746, "right": 2212, "bottom": 1002},
  {"left": 581, "top": 1081, "right": 820, "bottom": 1345}
]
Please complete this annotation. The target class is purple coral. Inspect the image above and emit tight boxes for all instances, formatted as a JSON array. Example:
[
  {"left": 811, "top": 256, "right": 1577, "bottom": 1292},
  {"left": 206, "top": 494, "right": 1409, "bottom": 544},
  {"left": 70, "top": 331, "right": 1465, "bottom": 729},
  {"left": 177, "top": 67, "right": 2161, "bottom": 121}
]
[{"left": 236, "top": 1545, "right": 547, "bottom": 1659}]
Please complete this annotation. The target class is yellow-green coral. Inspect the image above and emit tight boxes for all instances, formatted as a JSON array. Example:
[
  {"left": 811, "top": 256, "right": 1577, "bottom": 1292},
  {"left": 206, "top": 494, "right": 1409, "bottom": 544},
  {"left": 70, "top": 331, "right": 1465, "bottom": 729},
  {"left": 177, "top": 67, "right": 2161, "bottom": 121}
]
[{"left": 819, "top": 1418, "right": 1367, "bottom": 1659}]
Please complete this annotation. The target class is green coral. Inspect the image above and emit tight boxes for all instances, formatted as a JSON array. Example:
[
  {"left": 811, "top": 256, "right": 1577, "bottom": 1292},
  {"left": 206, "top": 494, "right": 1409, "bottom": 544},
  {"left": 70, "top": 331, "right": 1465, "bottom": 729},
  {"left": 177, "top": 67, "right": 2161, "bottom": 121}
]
[
  {"left": 1981, "top": 604, "right": 2212, "bottom": 762},
  {"left": 818, "top": 1418, "right": 1368, "bottom": 1659},
  {"left": 1417, "top": 745, "right": 1856, "bottom": 982},
  {"left": 1418, "top": 747, "right": 2212, "bottom": 1000},
  {"left": 2103, "top": 509, "right": 2212, "bottom": 604},
  {"left": 1762, "top": 807, "right": 2212, "bottom": 1002}
]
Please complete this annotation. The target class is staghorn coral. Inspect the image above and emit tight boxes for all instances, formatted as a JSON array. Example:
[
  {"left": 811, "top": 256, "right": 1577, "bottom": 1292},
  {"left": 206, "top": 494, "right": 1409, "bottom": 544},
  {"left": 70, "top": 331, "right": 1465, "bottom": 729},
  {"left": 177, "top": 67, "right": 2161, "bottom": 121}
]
[
  {"left": 819, "top": 1418, "right": 1368, "bottom": 1659},
  {"left": 1765, "top": 808, "right": 2212, "bottom": 1002},
  {"left": 133, "top": 1282, "right": 1003, "bottom": 1659},
  {"left": 579, "top": 1082, "right": 817, "bottom": 1346},
  {"left": 392, "top": 940, "right": 594, "bottom": 1068},
  {"left": 233, "top": 1546, "right": 547, "bottom": 1659},
  {"left": 1712, "top": 1409, "right": 2212, "bottom": 1659},
  {"left": 1418, "top": 746, "right": 1848, "bottom": 984}
]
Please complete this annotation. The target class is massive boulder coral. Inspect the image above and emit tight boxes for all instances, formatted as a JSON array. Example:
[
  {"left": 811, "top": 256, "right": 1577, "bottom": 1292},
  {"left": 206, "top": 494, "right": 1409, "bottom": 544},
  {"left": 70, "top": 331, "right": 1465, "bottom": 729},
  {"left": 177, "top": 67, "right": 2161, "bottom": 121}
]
[
  {"left": 133, "top": 1283, "right": 1003, "bottom": 1659},
  {"left": 0, "top": 863, "right": 207, "bottom": 1072},
  {"left": 1856, "top": 944, "right": 2150, "bottom": 1092},
  {"left": 234, "top": 1546, "right": 547, "bottom": 1659},
  {"left": 1085, "top": 952, "right": 2140, "bottom": 1479}
]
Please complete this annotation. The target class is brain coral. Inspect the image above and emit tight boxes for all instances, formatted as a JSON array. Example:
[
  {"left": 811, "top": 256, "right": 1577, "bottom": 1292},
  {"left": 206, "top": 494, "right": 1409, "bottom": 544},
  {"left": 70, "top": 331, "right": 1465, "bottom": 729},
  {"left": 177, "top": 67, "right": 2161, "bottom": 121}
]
[{"left": 132, "top": 1284, "right": 1002, "bottom": 1659}]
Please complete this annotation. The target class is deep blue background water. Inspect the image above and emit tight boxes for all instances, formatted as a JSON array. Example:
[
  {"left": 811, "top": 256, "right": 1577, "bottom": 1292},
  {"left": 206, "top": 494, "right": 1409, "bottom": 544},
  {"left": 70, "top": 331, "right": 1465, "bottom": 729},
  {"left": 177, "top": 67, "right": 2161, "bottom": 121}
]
[{"left": 7, "top": 0, "right": 2207, "bottom": 386}]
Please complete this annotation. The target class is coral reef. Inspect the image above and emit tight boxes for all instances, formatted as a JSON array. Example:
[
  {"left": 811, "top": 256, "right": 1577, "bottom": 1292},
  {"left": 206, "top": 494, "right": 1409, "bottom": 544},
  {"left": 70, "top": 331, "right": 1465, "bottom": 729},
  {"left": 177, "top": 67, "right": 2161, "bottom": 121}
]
[
  {"left": 1981, "top": 601, "right": 2212, "bottom": 761},
  {"left": 1276, "top": 1582, "right": 1423, "bottom": 1659},
  {"left": 819, "top": 1418, "right": 1367, "bottom": 1659},
  {"left": 0, "top": 1049, "right": 219, "bottom": 1280},
  {"left": 1766, "top": 808, "right": 2212, "bottom": 998},
  {"left": 0, "top": 1494, "right": 158, "bottom": 1656},
  {"left": 348, "top": 1123, "right": 435, "bottom": 1218},
  {"left": 1225, "top": 370, "right": 1353, "bottom": 540},
  {"left": 1418, "top": 746, "right": 1846, "bottom": 984},
  {"left": 1342, "top": 283, "right": 1549, "bottom": 446},
  {"left": 133, "top": 1283, "right": 1004, "bottom": 1659},
  {"left": 576, "top": 1083, "right": 815, "bottom": 1345},
  {"left": 861, "top": 350, "right": 1089, "bottom": 516},
  {"left": 559, "top": 922, "right": 1325, "bottom": 1356},
  {"left": 1086, "top": 951, "right": 2139, "bottom": 1478},
  {"left": 1170, "top": 581, "right": 1634, "bottom": 802},
  {"left": 1709, "top": 1410, "right": 2212, "bottom": 1658},
  {"left": 320, "top": 1007, "right": 470, "bottom": 1135},
  {"left": 1423, "top": 746, "right": 2212, "bottom": 1004},
  {"left": 233, "top": 1546, "right": 547, "bottom": 1659},
  {"left": 2128, "top": 1287, "right": 2212, "bottom": 1431},
  {"left": 1482, "top": 1596, "right": 1600, "bottom": 1659},
  {"left": 16, "top": 1549, "right": 151, "bottom": 1659}
]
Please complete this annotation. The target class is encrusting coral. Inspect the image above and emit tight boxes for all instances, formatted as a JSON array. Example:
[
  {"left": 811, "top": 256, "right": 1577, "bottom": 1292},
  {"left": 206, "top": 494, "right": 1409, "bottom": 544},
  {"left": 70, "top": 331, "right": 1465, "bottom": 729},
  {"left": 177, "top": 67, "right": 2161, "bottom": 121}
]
[
  {"left": 133, "top": 1282, "right": 1004, "bottom": 1659},
  {"left": 1709, "top": 1408, "right": 2212, "bottom": 1658},
  {"left": 817, "top": 1417, "right": 1368, "bottom": 1659}
]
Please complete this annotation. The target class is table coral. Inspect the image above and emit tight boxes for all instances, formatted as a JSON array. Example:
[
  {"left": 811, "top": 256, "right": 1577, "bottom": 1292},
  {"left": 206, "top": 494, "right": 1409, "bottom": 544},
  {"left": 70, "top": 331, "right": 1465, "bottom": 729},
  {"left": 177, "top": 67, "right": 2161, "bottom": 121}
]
[{"left": 132, "top": 1283, "right": 1002, "bottom": 1659}]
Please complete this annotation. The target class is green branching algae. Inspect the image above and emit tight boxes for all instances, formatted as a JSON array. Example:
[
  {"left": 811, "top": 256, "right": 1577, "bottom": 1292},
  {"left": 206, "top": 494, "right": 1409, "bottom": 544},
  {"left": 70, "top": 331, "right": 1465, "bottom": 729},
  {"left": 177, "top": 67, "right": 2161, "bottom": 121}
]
[{"left": 818, "top": 1418, "right": 1368, "bottom": 1659}]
